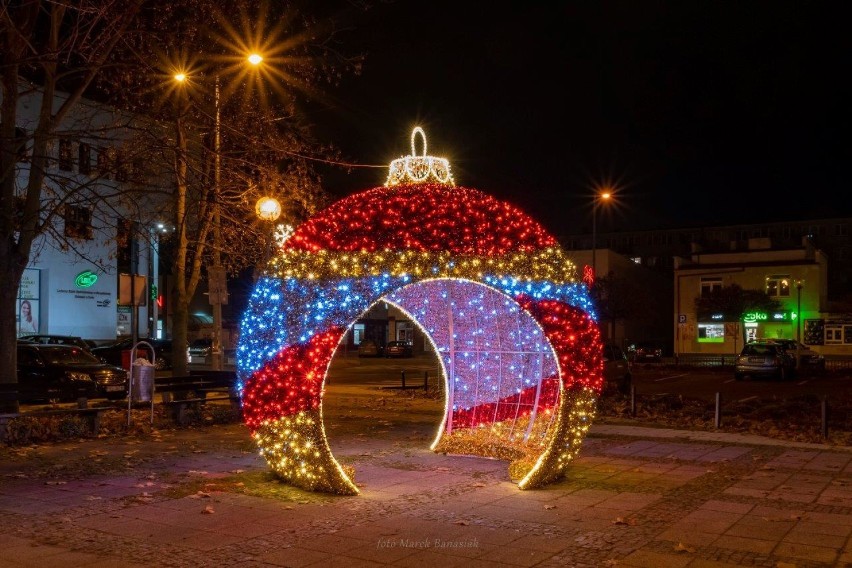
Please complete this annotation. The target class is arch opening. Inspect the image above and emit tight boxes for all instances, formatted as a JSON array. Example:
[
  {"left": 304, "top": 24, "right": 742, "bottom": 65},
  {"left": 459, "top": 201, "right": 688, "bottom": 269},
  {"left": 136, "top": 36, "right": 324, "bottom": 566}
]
[{"left": 381, "top": 279, "right": 561, "bottom": 475}]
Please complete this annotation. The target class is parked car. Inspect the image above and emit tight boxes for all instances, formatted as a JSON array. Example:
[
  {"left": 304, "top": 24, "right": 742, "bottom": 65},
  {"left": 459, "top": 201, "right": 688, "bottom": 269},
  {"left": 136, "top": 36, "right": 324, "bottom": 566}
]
[
  {"left": 357, "top": 339, "right": 383, "bottom": 357},
  {"left": 91, "top": 337, "right": 174, "bottom": 370},
  {"left": 734, "top": 341, "right": 796, "bottom": 381},
  {"left": 756, "top": 338, "right": 826, "bottom": 371},
  {"left": 627, "top": 341, "right": 663, "bottom": 363},
  {"left": 385, "top": 340, "right": 413, "bottom": 358},
  {"left": 18, "top": 334, "right": 94, "bottom": 354},
  {"left": 603, "top": 344, "right": 632, "bottom": 394},
  {"left": 16, "top": 343, "right": 127, "bottom": 402},
  {"left": 187, "top": 338, "right": 213, "bottom": 364}
]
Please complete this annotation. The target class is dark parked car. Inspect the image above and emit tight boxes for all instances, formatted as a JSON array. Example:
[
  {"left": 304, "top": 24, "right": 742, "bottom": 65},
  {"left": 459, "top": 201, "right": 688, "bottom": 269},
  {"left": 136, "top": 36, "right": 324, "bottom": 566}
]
[
  {"left": 385, "top": 340, "right": 413, "bottom": 358},
  {"left": 17, "top": 343, "right": 127, "bottom": 402},
  {"left": 757, "top": 338, "right": 825, "bottom": 372},
  {"left": 18, "top": 334, "right": 94, "bottom": 353},
  {"left": 91, "top": 337, "right": 174, "bottom": 370},
  {"left": 357, "top": 339, "right": 383, "bottom": 357},
  {"left": 627, "top": 341, "right": 663, "bottom": 363},
  {"left": 187, "top": 338, "right": 213, "bottom": 364},
  {"left": 603, "top": 344, "right": 632, "bottom": 394},
  {"left": 735, "top": 341, "right": 796, "bottom": 381}
]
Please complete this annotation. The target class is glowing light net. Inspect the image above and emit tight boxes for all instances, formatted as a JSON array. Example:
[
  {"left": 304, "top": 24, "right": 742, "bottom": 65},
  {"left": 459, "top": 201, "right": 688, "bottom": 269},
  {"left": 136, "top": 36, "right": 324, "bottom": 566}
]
[{"left": 237, "top": 129, "right": 603, "bottom": 494}]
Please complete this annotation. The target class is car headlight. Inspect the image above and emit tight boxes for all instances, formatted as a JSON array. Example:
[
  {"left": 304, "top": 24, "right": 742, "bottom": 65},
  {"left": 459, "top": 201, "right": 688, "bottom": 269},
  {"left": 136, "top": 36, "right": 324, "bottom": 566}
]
[{"left": 66, "top": 371, "right": 91, "bottom": 382}]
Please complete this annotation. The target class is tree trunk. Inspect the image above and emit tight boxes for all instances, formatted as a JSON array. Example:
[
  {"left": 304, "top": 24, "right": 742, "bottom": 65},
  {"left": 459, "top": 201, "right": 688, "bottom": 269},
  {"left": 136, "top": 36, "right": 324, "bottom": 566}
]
[
  {"left": 0, "top": 248, "right": 25, "bottom": 412},
  {"left": 170, "top": 115, "right": 190, "bottom": 377}
]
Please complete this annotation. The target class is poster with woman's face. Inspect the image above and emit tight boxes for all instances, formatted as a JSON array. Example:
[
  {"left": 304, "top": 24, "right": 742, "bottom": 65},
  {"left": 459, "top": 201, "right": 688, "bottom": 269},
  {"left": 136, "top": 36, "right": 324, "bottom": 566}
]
[{"left": 18, "top": 299, "right": 40, "bottom": 335}]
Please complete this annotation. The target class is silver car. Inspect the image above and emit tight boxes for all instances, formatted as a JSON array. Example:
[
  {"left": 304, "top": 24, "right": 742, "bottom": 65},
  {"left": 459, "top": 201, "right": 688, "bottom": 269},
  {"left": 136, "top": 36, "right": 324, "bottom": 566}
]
[{"left": 734, "top": 341, "right": 796, "bottom": 381}]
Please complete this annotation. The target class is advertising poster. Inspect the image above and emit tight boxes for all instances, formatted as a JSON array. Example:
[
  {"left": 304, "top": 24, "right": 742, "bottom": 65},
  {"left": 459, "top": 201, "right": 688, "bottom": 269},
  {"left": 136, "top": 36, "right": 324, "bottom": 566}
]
[{"left": 17, "top": 268, "right": 41, "bottom": 336}]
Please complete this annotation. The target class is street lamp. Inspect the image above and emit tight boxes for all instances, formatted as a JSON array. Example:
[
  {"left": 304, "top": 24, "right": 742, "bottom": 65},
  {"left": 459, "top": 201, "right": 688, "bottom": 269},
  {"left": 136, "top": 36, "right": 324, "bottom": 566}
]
[
  {"left": 173, "top": 52, "right": 264, "bottom": 370},
  {"left": 591, "top": 190, "right": 612, "bottom": 279},
  {"left": 796, "top": 279, "right": 804, "bottom": 369}
]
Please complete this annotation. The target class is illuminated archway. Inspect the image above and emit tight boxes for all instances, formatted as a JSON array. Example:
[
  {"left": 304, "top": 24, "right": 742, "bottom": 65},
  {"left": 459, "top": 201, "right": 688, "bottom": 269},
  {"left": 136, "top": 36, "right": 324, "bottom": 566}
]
[{"left": 237, "top": 129, "right": 603, "bottom": 494}]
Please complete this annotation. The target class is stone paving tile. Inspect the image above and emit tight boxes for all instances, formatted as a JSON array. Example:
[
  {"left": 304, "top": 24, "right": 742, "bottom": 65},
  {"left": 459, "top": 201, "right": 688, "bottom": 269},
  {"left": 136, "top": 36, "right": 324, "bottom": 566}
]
[
  {"left": 618, "top": 549, "right": 693, "bottom": 567},
  {"left": 773, "top": 541, "right": 841, "bottom": 564},
  {"left": 724, "top": 515, "right": 796, "bottom": 541},
  {"left": 698, "top": 499, "right": 754, "bottom": 514},
  {"left": 258, "top": 545, "right": 334, "bottom": 568},
  {"left": 712, "top": 534, "right": 776, "bottom": 555}
]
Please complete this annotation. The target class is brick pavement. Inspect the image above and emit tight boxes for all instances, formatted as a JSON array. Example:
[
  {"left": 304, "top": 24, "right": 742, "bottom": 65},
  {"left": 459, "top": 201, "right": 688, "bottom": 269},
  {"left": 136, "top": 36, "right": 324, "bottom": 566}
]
[{"left": 0, "top": 385, "right": 850, "bottom": 567}]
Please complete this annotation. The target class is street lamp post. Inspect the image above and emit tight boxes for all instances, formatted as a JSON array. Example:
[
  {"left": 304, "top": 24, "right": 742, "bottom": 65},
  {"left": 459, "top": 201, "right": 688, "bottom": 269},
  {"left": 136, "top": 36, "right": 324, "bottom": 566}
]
[
  {"left": 174, "top": 53, "right": 264, "bottom": 371},
  {"left": 796, "top": 279, "right": 804, "bottom": 369},
  {"left": 591, "top": 191, "right": 612, "bottom": 279},
  {"left": 210, "top": 74, "right": 224, "bottom": 370}
]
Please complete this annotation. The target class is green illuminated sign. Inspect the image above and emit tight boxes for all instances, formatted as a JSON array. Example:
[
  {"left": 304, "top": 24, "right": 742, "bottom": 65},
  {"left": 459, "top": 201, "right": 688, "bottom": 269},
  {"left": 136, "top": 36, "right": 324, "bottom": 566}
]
[
  {"left": 743, "top": 311, "right": 793, "bottom": 323},
  {"left": 74, "top": 270, "right": 98, "bottom": 288}
]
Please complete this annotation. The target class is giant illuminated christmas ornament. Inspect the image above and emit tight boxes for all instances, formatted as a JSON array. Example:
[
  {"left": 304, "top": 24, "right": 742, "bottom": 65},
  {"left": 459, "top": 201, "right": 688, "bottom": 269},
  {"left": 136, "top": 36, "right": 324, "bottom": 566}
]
[{"left": 237, "top": 127, "right": 603, "bottom": 494}]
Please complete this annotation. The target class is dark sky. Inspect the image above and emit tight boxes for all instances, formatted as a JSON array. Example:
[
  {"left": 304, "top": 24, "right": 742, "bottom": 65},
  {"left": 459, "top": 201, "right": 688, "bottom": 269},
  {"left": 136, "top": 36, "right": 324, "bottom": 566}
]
[{"left": 306, "top": 1, "right": 850, "bottom": 237}]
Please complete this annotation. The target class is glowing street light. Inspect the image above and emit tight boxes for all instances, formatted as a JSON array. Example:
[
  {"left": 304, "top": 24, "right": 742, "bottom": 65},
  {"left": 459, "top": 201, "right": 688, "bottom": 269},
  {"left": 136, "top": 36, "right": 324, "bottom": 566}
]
[
  {"left": 591, "top": 190, "right": 612, "bottom": 279},
  {"left": 171, "top": 52, "right": 264, "bottom": 370},
  {"left": 255, "top": 195, "right": 282, "bottom": 221}
]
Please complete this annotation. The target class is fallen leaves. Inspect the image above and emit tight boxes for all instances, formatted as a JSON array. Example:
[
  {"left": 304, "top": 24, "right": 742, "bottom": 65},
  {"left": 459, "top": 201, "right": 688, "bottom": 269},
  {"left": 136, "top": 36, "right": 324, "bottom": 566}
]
[
  {"left": 612, "top": 517, "right": 636, "bottom": 526},
  {"left": 673, "top": 542, "right": 695, "bottom": 553},
  {"left": 202, "top": 505, "right": 215, "bottom": 514}
]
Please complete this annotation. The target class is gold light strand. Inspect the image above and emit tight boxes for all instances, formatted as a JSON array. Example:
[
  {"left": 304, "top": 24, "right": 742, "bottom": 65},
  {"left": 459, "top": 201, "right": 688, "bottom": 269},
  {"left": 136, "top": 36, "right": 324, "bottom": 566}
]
[{"left": 268, "top": 248, "right": 577, "bottom": 284}]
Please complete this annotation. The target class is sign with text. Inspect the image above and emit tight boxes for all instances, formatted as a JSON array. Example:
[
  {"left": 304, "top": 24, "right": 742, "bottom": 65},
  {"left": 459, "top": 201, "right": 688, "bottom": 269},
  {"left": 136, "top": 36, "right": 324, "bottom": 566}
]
[{"left": 119, "top": 274, "right": 147, "bottom": 306}]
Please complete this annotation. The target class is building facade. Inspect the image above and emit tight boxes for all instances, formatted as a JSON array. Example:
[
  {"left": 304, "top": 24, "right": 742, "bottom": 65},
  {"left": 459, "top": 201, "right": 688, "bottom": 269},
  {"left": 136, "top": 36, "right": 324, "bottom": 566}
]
[
  {"left": 8, "top": 85, "right": 163, "bottom": 342},
  {"left": 673, "top": 237, "right": 832, "bottom": 356}
]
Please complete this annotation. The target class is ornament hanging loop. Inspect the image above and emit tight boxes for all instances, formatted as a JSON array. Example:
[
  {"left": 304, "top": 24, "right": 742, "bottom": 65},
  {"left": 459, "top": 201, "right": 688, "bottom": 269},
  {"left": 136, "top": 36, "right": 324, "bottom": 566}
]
[{"left": 411, "top": 126, "right": 427, "bottom": 157}]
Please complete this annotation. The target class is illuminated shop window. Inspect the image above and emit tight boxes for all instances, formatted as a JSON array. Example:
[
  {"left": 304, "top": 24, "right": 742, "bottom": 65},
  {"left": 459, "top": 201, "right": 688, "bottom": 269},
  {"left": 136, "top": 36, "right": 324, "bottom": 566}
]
[{"left": 697, "top": 323, "right": 725, "bottom": 343}]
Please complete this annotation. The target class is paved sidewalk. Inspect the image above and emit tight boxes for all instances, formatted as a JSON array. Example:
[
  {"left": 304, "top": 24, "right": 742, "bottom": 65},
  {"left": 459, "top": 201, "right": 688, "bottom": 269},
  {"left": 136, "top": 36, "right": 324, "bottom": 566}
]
[{"left": 0, "top": 385, "right": 851, "bottom": 567}]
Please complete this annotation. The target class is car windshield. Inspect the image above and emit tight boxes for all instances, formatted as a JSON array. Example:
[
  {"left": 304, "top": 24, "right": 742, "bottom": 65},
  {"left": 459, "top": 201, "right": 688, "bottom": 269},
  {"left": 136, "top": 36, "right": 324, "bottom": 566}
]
[
  {"left": 742, "top": 344, "right": 777, "bottom": 356},
  {"left": 40, "top": 346, "right": 101, "bottom": 365}
]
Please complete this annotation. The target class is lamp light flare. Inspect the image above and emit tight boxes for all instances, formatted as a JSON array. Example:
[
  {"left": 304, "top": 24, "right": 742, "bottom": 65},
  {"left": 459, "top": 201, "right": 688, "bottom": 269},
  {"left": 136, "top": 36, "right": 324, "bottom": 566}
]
[
  {"left": 255, "top": 196, "right": 282, "bottom": 221},
  {"left": 248, "top": 53, "right": 263, "bottom": 65},
  {"left": 174, "top": 72, "right": 187, "bottom": 82}
]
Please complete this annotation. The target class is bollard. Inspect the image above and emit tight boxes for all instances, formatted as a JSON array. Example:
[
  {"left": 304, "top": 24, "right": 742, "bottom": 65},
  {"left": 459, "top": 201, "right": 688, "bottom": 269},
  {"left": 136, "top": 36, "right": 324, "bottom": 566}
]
[
  {"left": 715, "top": 392, "right": 721, "bottom": 429},
  {"left": 821, "top": 397, "right": 828, "bottom": 440},
  {"left": 423, "top": 370, "right": 428, "bottom": 391},
  {"left": 630, "top": 384, "right": 635, "bottom": 416},
  {"left": 401, "top": 370, "right": 406, "bottom": 389}
]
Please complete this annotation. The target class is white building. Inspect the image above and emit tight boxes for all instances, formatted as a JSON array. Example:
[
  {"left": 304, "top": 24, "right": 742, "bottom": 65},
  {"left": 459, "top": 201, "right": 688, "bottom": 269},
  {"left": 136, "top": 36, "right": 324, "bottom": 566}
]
[{"left": 7, "top": 84, "right": 166, "bottom": 341}]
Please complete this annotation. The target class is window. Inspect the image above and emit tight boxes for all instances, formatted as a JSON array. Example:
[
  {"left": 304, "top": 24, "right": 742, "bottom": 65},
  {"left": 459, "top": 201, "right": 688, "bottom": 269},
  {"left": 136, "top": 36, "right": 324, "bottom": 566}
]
[
  {"left": 766, "top": 275, "right": 791, "bottom": 298},
  {"left": 836, "top": 223, "right": 848, "bottom": 237},
  {"left": 825, "top": 325, "right": 842, "bottom": 344},
  {"left": 64, "top": 205, "right": 93, "bottom": 240},
  {"left": 97, "top": 147, "right": 115, "bottom": 179},
  {"left": 697, "top": 323, "right": 725, "bottom": 343},
  {"left": 825, "top": 324, "right": 852, "bottom": 345},
  {"left": 58, "top": 140, "right": 74, "bottom": 171},
  {"left": 78, "top": 143, "right": 91, "bottom": 175},
  {"left": 1, "top": 125, "right": 29, "bottom": 161},
  {"left": 353, "top": 323, "right": 365, "bottom": 345},
  {"left": 700, "top": 278, "right": 722, "bottom": 298},
  {"left": 14, "top": 127, "right": 28, "bottom": 162}
]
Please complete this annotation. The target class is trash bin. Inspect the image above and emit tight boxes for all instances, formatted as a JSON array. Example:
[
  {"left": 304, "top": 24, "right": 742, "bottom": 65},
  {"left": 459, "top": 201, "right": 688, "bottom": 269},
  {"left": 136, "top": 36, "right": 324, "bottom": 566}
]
[{"left": 131, "top": 364, "right": 155, "bottom": 402}]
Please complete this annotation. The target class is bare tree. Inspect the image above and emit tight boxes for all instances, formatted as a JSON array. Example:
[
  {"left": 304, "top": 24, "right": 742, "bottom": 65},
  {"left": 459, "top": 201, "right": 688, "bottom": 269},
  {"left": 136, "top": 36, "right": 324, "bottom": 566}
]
[
  {"left": 1, "top": 0, "right": 144, "bottom": 411},
  {"left": 106, "top": 0, "right": 362, "bottom": 375}
]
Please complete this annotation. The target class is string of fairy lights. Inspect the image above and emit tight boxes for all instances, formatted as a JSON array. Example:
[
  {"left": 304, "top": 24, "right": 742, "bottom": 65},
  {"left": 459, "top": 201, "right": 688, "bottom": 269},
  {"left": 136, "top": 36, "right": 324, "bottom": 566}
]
[{"left": 237, "top": 128, "right": 604, "bottom": 494}]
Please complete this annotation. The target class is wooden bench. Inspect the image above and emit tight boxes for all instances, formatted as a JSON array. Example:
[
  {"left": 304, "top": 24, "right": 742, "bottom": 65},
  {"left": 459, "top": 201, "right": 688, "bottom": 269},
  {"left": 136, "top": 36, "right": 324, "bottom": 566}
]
[{"left": 154, "top": 371, "right": 240, "bottom": 425}]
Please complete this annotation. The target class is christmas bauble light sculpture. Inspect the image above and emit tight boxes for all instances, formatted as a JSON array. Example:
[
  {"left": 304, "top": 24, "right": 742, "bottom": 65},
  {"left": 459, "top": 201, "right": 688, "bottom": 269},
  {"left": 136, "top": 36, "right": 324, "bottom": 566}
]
[{"left": 237, "top": 127, "right": 603, "bottom": 494}]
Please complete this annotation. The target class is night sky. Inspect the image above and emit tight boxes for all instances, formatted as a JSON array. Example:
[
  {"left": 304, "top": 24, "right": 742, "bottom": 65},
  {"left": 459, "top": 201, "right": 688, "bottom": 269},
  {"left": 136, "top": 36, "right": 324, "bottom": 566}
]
[{"left": 307, "top": 1, "right": 850, "bottom": 237}]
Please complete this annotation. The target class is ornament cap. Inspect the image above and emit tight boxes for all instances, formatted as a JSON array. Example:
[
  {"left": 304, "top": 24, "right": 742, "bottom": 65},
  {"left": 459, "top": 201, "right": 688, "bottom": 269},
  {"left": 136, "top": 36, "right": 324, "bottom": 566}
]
[{"left": 386, "top": 127, "right": 455, "bottom": 187}]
